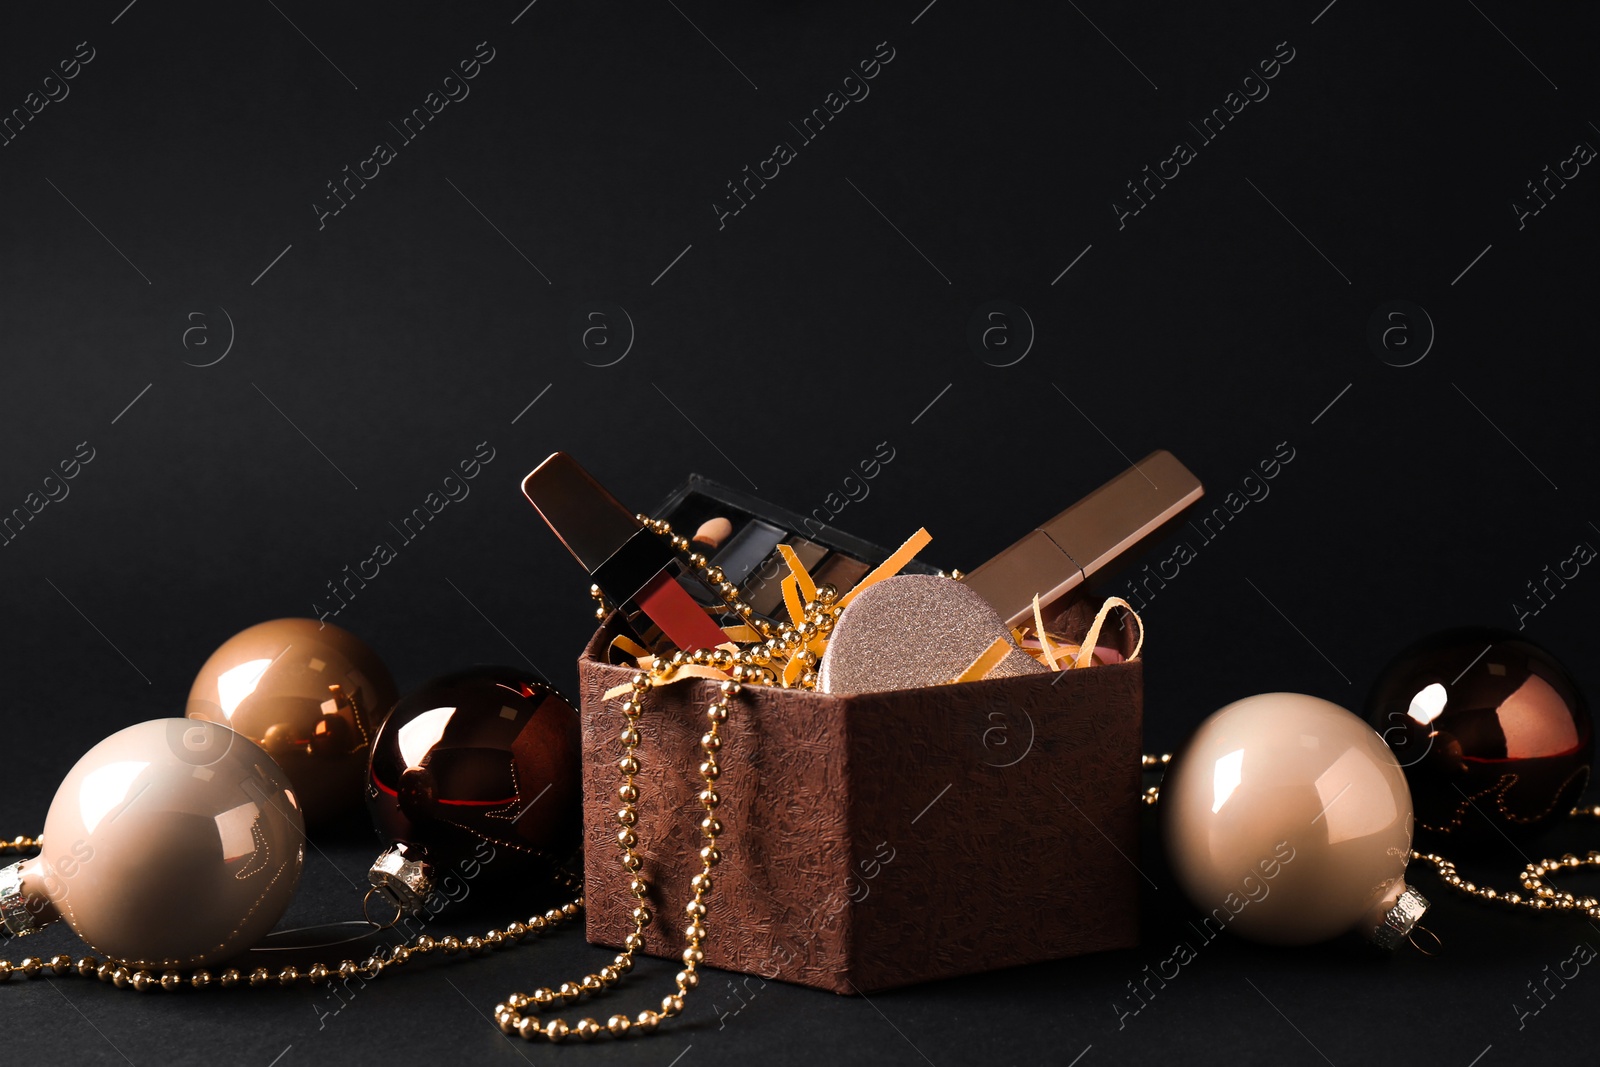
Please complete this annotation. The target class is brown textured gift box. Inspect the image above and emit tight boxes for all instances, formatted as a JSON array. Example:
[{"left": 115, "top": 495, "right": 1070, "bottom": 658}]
[{"left": 576, "top": 604, "right": 1143, "bottom": 994}]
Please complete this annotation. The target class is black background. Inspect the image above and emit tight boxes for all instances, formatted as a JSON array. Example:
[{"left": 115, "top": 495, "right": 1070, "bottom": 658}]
[{"left": 2, "top": 1, "right": 1598, "bottom": 1063}]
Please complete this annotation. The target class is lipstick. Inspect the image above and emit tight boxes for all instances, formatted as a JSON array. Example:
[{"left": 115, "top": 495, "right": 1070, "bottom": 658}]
[
  {"left": 961, "top": 450, "right": 1204, "bottom": 627},
  {"left": 522, "top": 453, "right": 729, "bottom": 654}
]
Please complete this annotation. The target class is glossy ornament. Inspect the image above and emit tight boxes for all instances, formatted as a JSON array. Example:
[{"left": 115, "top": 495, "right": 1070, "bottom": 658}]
[
  {"left": 1367, "top": 628, "right": 1590, "bottom": 841},
  {"left": 1162, "top": 693, "right": 1426, "bottom": 947},
  {"left": 187, "top": 618, "right": 398, "bottom": 824},
  {"left": 366, "top": 667, "right": 582, "bottom": 914},
  {"left": 0, "top": 719, "right": 304, "bottom": 967}
]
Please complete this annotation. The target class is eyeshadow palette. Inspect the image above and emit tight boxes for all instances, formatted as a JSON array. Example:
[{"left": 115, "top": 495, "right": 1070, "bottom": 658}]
[{"left": 652, "top": 474, "right": 941, "bottom": 625}]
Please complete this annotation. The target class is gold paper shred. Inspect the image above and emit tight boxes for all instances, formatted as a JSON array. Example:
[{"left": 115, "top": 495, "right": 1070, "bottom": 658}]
[
  {"left": 601, "top": 661, "right": 734, "bottom": 701},
  {"left": 1074, "top": 596, "right": 1142, "bottom": 667},
  {"left": 781, "top": 573, "right": 805, "bottom": 629},
  {"left": 952, "top": 636, "right": 1015, "bottom": 684},
  {"left": 834, "top": 528, "right": 933, "bottom": 611},
  {"left": 777, "top": 543, "right": 818, "bottom": 604},
  {"left": 1031, "top": 594, "right": 1060, "bottom": 671},
  {"left": 610, "top": 634, "right": 652, "bottom": 660}
]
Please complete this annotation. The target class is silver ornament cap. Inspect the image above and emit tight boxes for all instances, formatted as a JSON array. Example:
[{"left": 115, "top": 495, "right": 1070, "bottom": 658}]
[
  {"left": 0, "top": 861, "right": 43, "bottom": 938},
  {"left": 368, "top": 842, "right": 435, "bottom": 915},
  {"left": 1369, "top": 885, "right": 1430, "bottom": 951}
]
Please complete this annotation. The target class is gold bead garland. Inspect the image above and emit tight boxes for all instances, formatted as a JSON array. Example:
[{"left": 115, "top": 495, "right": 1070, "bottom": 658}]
[
  {"left": 1409, "top": 807, "right": 1600, "bottom": 919},
  {"left": 492, "top": 515, "right": 844, "bottom": 1041},
  {"left": 0, "top": 901, "right": 584, "bottom": 990},
  {"left": 1139, "top": 753, "right": 1170, "bottom": 807}
]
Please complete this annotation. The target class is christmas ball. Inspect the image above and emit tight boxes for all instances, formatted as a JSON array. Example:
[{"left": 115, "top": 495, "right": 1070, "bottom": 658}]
[
  {"left": 1, "top": 719, "right": 304, "bottom": 967},
  {"left": 1162, "top": 693, "right": 1426, "bottom": 947},
  {"left": 1366, "top": 628, "right": 1590, "bottom": 841},
  {"left": 187, "top": 618, "right": 398, "bottom": 825},
  {"left": 365, "top": 667, "right": 582, "bottom": 914}
]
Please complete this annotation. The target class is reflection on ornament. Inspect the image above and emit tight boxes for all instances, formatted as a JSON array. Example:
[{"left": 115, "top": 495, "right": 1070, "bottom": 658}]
[
  {"left": 1367, "top": 628, "right": 1591, "bottom": 842},
  {"left": 365, "top": 667, "right": 582, "bottom": 915},
  {"left": 0, "top": 720, "right": 304, "bottom": 968},
  {"left": 1162, "top": 692, "right": 1427, "bottom": 948},
  {"left": 187, "top": 618, "right": 398, "bottom": 825}
]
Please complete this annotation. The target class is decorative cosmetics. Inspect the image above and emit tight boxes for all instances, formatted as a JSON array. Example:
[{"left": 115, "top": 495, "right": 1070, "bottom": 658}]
[
  {"left": 649, "top": 473, "right": 940, "bottom": 625},
  {"left": 571, "top": 515, "right": 1148, "bottom": 999},
  {"left": 961, "top": 449, "right": 1203, "bottom": 627},
  {"left": 816, "top": 575, "right": 1047, "bottom": 694},
  {"left": 522, "top": 453, "right": 728, "bottom": 655}
]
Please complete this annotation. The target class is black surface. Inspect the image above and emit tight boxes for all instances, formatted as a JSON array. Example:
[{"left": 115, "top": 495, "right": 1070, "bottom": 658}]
[{"left": 2, "top": 1, "right": 1598, "bottom": 1064}]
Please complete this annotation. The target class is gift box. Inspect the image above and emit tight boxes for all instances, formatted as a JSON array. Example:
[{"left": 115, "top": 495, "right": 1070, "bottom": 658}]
[{"left": 576, "top": 601, "right": 1143, "bottom": 994}]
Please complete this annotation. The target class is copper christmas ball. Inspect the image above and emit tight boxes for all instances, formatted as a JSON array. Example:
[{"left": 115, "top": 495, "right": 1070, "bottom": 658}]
[
  {"left": 366, "top": 667, "right": 582, "bottom": 910},
  {"left": 1366, "top": 628, "right": 1590, "bottom": 842},
  {"left": 187, "top": 618, "right": 398, "bottom": 825}
]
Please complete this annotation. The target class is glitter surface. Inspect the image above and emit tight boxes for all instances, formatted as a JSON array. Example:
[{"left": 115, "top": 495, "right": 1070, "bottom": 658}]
[{"left": 817, "top": 575, "right": 1050, "bottom": 694}]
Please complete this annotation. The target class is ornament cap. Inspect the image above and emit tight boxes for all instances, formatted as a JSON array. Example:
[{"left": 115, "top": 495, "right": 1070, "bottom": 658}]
[
  {"left": 368, "top": 842, "right": 435, "bottom": 915},
  {"left": 1369, "top": 884, "right": 1429, "bottom": 951},
  {"left": 0, "top": 860, "right": 48, "bottom": 939}
]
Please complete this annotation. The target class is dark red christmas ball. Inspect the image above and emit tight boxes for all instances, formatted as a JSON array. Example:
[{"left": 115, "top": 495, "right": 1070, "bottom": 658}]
[
  {"left": 1366, "top": 628, "right": 1590, "bottom": 842},
  {"left": 366, "top": 667, "right": 582, "bottom": 910}
]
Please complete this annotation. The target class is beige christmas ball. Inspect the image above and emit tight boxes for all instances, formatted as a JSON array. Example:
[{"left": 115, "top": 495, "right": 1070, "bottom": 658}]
[
  {"left": 22, "top": 719, "right": 305, "bottom": 968},
  {"left": 1161, "top": 692, "right": 1425, "bottom": 947}
]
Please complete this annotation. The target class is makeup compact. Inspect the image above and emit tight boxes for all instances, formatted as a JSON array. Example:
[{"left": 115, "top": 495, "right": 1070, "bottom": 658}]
[
  {"left": 816, "top": 575, "right": 1048, "bottom": 694},
  {"left": 650, "top": 474, "right": 940, "bottom": 625},
  {"left": 961, "top": 449, "right": 1203, "bottom": 628}
]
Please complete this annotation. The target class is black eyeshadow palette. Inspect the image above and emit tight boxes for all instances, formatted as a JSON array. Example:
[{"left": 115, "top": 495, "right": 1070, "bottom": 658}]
[{"left": 652, "top": 474, "right": 941, "bottom": 625}]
